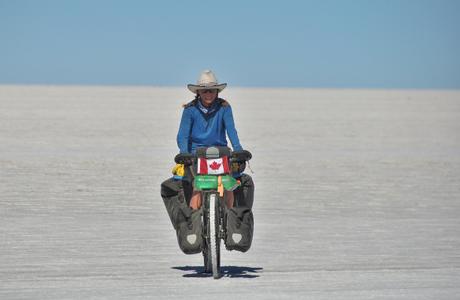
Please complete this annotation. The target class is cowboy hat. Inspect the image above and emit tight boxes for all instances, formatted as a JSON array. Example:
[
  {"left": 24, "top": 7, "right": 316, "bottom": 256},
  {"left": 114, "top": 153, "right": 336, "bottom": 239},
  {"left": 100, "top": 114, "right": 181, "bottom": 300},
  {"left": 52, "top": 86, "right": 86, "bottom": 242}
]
[{"left": 187, "top": 70, "right": 227, "bottom": 94}]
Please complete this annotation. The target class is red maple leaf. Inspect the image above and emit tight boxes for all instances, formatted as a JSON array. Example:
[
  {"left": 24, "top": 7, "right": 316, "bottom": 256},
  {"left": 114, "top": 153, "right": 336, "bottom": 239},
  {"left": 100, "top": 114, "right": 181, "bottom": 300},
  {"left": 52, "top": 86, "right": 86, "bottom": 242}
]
[{"left": 209, "top": 161, "right": 221, "bottom": 170}]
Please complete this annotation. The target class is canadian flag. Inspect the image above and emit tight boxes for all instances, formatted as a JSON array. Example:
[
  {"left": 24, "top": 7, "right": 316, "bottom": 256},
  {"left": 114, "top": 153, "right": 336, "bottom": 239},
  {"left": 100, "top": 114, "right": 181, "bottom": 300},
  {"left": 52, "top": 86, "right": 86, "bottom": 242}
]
[{"left": 197, "top": 156, "right": 230, "bottom": 175}]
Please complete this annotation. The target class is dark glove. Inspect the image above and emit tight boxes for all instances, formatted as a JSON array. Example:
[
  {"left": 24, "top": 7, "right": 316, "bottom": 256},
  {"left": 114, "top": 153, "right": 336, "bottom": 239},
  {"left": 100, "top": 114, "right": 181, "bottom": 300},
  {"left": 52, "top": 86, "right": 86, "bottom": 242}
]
[
  {"left": 232, "top": 149, "right": 252, "bottom": 162},
  {"left": 174, "top": 153, "right": 194, "bottom": 165}
]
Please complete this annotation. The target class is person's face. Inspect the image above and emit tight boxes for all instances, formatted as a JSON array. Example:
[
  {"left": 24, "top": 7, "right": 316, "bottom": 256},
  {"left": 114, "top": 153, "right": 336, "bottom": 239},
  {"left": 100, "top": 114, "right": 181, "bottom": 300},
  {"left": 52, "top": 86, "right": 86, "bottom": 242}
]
[{"left": 198, "top": 89, "right": 218, "bottom": 106}]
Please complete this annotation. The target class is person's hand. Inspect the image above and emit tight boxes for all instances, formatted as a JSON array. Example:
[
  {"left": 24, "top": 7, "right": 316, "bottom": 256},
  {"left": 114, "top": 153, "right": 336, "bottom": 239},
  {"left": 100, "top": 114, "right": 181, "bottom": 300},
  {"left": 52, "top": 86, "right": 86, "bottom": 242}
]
[
  {"left": 174, "top": 153, "right": 194, "bottom": 165},
  {"left": 232, "top": 149, "right": 252, "bottom": 162}
]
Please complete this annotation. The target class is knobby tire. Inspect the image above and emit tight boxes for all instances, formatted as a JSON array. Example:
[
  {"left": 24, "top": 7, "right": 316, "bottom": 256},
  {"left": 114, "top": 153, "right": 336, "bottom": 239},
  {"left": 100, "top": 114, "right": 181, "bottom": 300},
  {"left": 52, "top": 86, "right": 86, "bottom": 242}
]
[{"left": 209, "top": 193, "right": 221, "bottom": 279}]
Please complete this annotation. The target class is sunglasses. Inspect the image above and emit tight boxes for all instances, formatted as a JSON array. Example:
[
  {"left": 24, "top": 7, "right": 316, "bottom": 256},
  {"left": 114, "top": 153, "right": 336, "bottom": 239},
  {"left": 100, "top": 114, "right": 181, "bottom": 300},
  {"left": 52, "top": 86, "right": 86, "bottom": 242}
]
[{"left": 200, "top": 89, "right": 218, "bottom": 94}]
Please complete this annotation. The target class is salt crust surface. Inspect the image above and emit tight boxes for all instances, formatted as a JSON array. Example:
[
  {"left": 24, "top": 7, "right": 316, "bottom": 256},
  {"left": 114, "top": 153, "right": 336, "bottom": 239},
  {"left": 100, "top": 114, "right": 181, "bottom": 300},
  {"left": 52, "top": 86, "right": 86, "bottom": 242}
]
[{"left": 1, "top": 86, "right": 459, "bottom": 299}]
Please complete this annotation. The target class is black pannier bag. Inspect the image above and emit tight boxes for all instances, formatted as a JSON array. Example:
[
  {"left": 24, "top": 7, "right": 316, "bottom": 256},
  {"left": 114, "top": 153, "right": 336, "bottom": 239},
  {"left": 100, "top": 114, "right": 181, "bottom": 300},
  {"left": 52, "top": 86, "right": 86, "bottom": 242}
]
[
  {"left": 176, "top": 208, "right": 203, "bottom": 254},
  {"left": 225, "top": 207, "right": 254, "bottom": 252}
]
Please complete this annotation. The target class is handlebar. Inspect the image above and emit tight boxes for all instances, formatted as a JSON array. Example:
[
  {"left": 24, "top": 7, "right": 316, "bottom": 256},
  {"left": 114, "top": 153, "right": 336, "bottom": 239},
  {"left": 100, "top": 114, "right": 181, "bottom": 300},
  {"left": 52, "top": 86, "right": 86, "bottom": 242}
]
[{"left": 174, "top": 149, "right": 252, "bottom": 165}]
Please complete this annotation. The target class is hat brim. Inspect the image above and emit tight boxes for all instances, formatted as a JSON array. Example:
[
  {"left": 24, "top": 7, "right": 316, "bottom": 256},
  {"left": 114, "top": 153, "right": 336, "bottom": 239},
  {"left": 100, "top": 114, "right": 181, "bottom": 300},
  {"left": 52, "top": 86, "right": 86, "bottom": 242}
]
[{"left": 187, "top": 83, "right": 227, "bottom": 94}]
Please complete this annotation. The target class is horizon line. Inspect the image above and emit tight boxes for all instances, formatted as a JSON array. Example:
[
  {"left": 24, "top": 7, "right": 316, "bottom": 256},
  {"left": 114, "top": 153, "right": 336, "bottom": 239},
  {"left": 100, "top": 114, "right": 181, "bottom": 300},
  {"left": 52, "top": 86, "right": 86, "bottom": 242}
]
[{"left": 1, "top": 83, "right": 459, "bottom": 92}]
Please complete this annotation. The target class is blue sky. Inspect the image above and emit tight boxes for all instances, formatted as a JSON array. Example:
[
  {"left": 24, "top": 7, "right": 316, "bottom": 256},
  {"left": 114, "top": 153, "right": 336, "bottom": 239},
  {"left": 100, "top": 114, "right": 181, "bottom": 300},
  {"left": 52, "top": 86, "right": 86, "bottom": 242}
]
[{"left": 1, "top": 0, "right": 459, "bottom": 88}]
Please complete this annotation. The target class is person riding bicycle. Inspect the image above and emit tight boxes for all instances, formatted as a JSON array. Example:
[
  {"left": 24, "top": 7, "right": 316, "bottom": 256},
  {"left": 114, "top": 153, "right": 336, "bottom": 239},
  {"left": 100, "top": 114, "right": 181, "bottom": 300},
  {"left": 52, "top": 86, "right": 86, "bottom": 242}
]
[
  {"left": 161, "top": 70, "right": 255, "bottom": 256},
  {"left": 176, "top": 69, "right": 243, "bottom": 210}
]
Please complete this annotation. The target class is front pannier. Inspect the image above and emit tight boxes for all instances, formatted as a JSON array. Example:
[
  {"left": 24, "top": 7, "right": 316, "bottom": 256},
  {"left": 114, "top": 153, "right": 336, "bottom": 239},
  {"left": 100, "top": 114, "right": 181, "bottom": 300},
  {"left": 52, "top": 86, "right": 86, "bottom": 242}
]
[
  {"left": 225, "top": 207, "right": 254, "bottom": 252},
  {"left": 176, "top": 209, "right": 203, "bottom": 254}
]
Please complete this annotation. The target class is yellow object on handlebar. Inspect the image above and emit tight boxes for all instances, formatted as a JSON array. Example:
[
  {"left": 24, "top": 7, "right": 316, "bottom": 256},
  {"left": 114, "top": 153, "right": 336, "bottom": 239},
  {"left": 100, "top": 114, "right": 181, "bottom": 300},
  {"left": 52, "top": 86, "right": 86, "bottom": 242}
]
[{"left": 172, "top": 164, "right": 185, "bottom": 177}]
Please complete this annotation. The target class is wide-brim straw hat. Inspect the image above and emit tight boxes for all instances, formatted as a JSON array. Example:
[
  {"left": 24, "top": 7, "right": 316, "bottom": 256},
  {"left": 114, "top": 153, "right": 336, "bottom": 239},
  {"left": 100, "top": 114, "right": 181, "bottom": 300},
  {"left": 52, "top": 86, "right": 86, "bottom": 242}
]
[{"left": 187, "top": 70, "right": 227, "bottom": 94}]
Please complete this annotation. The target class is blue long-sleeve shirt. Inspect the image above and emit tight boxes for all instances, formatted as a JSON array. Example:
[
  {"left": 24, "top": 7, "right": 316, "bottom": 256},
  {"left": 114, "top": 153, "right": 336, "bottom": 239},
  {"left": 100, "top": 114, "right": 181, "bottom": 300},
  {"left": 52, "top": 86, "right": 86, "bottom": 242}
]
[{"left": 177, "top": 98, "right": 243, "bottom": 154}]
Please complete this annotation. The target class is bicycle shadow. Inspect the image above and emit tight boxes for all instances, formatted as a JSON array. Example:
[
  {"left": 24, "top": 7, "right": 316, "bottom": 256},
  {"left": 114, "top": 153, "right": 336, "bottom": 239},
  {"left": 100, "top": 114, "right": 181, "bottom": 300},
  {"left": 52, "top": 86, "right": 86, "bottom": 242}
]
[{"left": 172, "top": 265, "right": 262, "bottom": 278}]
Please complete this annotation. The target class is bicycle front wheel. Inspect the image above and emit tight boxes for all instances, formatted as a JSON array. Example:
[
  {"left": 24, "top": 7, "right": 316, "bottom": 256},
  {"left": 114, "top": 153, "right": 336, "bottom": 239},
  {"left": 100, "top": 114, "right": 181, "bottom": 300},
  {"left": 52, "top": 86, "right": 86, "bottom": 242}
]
[{"left": 207, "top": 192, "right": 221, "bottom": 278}]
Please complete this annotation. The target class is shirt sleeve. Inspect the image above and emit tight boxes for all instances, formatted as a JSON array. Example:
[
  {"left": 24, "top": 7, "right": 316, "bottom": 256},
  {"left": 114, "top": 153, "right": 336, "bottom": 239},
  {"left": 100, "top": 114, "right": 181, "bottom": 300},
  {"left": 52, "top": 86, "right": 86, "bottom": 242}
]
[
  {"left": 223, "top": 105, "right": 243, "bottom": 151},
  {"left": 176, "top": 108, "right": 193, "bottom": 153}
]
